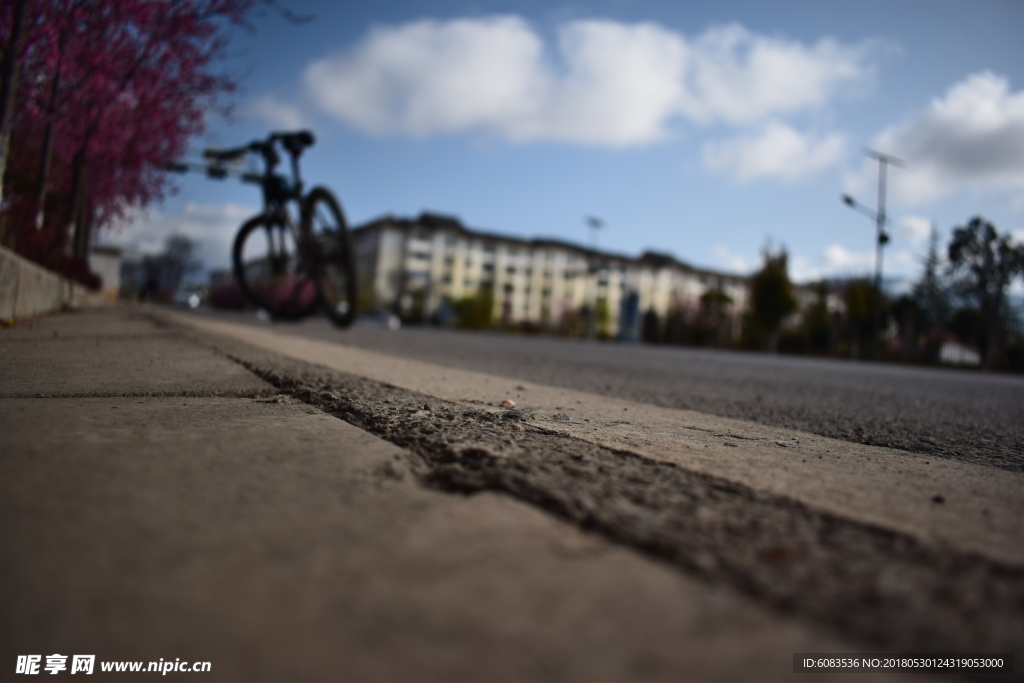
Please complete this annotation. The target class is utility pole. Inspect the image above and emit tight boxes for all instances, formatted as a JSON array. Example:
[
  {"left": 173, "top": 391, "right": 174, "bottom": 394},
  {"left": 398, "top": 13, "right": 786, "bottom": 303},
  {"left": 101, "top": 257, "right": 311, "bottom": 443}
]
[{"left": 842, "top": 149, "right": 904, "bottom": 360}]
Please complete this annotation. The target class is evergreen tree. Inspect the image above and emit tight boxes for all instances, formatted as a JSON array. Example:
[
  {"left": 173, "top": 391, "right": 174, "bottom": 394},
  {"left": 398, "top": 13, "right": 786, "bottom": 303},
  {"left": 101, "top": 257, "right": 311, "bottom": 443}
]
[
  {"left": 749, "top": 247, "right": 797, "bottom": 352},
  {"left": 913, "top": 224, "right": 950, "bottom": 332}
]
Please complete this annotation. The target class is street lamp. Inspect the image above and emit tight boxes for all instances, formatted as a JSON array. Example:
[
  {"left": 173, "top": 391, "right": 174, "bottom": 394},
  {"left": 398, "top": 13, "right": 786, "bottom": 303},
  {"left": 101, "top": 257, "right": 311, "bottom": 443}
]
[{"left": 841, "top": 149, "right": 904, "bottom": 360}]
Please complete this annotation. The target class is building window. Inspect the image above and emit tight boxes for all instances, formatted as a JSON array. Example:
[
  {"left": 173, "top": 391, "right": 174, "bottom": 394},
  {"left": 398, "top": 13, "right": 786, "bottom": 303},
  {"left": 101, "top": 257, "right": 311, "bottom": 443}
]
[
  {"left": 482, "top": 263, "right": 494, "bottom": 273},
  {"left": 506, "top": 266, "right": 516, "bottom": 275}
]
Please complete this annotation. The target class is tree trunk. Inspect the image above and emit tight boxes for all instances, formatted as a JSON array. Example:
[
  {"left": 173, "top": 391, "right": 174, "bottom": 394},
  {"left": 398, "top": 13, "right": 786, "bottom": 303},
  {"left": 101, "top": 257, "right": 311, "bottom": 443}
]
[
  {"left": 32, "top": 23, "right": 70, "bottom": 230},
  {"left": 71, "top": 165, "right": 91, "bottom": 258},
  {"left": 0, "top": 0, "right": 30, "bottom": 208},
  {"left": 984, "top": 310, "right": 1002, "bottom": 371},
  {"left": 73, "top": 198, "right": 92, "bottom": 258},
  {"left": 66, "top": 151, "right": 90, "bottom": 257},
  {"left": 33, "top": 113, "right": 58, "bottom": 228}
]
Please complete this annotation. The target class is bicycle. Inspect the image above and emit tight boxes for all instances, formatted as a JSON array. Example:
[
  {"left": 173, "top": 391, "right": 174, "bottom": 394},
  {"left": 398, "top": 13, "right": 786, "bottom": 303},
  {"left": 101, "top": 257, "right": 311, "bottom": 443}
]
[{"left": 169, "top": 130, "right": 358, "bottom": 327}]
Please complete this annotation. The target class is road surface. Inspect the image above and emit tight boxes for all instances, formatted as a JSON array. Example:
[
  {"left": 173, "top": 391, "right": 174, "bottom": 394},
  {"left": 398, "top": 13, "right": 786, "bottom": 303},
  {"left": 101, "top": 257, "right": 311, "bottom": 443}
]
[{"left": 206, "top": 310, "right": 1024, "bottom": 471}]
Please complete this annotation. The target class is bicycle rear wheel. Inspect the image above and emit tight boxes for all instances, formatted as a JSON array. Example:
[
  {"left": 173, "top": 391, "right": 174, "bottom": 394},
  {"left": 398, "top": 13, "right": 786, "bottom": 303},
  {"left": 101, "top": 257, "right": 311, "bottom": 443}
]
[
  {"left": 302, "top": 187, "right": 358, "bottom": 327},
  {"left": 232, "top": 214, "right": 318, "bottom": 320}
]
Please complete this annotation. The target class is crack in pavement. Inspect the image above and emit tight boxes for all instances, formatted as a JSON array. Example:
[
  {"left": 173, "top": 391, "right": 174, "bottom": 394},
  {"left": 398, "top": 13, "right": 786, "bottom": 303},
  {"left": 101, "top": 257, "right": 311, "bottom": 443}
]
[{"left": 219, "top": 350, "right": 1024, "bottom": 659}]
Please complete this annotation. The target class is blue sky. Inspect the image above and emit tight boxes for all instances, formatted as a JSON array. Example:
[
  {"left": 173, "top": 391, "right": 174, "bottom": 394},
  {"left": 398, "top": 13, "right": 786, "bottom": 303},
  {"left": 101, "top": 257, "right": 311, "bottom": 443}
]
[{"left": 110, "top": 0, "right": 1024, "bottom": 290}]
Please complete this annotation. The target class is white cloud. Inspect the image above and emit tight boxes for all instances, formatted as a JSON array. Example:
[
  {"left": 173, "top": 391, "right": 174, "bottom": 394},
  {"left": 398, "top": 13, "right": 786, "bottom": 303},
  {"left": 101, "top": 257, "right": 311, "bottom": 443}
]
[
  {"left": 303, "top": 16, "right": 872, "bottom": 146},
  {"left": 104, "top": 201, "right": 258, "bottom": 271},
  {"left": 823, "top": 243, "right": 875, "bottom": 273},
  {"left": 786, "top": 254, "right": 812, "bottom": 281},
  {"left": 891, "top": 249, "right": 917, "bottom": 269},
  {"left": 249, "top": 96, "right": 306, "bottom": 129},
  {"left": 846, "top": 71, "right": 1024, "bottom": 206},
  {"left": 896, "top": 215, "right": 932, "bottom": 246},
  {"left": 703, "top": 120, "right": 845, "bottom": 182},
  {"left": 679, "top": 25, "right": 871, "bottom": 125},
  {"left": 712, "top": 245, "right": 752, "bottom": 273},
  {"left": 306, "top": 17, "right": 549, "bottom": 138},
  {"left": 787, "top": 244, "right": 921, "bottom": 283}
]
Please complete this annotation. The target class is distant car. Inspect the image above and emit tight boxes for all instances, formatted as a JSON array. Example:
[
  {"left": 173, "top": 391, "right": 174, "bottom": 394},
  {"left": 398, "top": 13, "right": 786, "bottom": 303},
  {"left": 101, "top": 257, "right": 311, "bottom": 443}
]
[
  {"left": 357, "top": 313, "right": 400, "bottom": 331},
  {"left": 173, "top": 289, "right": 202, "bottom": 309}
]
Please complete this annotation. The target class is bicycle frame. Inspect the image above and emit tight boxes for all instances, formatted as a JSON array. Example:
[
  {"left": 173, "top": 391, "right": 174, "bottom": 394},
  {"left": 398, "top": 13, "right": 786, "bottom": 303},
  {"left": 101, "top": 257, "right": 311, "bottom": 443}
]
[
  {"left": 171, "top": 130, "right": 356, "bottom": 325},
  {"left": 212, "top": 132, "right": 318, "bottom": 315}
]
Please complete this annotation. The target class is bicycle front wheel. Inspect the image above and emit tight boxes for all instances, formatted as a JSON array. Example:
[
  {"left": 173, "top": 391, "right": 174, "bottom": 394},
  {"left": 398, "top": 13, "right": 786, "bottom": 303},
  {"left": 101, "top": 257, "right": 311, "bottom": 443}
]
[
  {"left": 302, "top": 187, "right": 358, "bottom": 328},
  {"left": 232, "top": 214, "right": 318, "bottom": 320}
]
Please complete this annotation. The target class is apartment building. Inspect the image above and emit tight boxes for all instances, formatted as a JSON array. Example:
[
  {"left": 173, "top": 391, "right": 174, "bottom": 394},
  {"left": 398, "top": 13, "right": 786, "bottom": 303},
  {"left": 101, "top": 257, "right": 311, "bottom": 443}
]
[{"left": 351, "top": 212, "right": 749, "bottom": 340}]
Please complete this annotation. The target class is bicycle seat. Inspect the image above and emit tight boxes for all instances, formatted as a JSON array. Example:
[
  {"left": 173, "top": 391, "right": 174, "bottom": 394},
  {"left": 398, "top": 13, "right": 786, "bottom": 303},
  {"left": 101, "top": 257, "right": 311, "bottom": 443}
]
[{"left": 279, "top": 130, "right": 315, "bottom": 155}]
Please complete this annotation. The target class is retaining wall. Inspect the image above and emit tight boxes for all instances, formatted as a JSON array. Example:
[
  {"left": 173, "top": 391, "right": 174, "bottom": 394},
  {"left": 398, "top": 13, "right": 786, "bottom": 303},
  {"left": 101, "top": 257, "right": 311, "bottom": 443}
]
[{"left": 0, "top": 245, "right": 105, "bottom": 320}]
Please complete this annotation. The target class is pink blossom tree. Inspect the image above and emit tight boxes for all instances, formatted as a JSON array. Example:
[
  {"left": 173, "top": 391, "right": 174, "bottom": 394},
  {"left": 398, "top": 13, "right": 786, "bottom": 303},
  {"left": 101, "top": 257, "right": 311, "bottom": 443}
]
[{"left": 1, "top": 0, "right": 251, "bottom": 279}]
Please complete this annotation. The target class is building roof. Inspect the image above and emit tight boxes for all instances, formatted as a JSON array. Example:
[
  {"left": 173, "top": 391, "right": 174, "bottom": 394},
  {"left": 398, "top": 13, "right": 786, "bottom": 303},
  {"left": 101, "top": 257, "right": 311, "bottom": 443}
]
[{"left": 353, "top": 212, "right": 748, "bottom": 284}]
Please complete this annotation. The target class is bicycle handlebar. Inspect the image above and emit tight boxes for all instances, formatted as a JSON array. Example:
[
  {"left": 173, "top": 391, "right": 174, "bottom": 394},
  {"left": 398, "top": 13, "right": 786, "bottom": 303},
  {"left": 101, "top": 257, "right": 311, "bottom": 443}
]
[
  {"left": 164, "top": 161, "right": 263, "bottom": 185},
  {"left": 202, "top": 130, "right": 315, "bottom": 164},
  {"left": 169, "top": 130, "right": 316, "bottom": 192}
]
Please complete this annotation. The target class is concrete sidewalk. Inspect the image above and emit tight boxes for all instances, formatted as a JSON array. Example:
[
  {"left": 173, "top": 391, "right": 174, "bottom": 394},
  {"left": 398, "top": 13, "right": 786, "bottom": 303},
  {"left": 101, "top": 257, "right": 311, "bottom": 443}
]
[{"left": 1, "top": 306, "right": 885, "bottom": 682}]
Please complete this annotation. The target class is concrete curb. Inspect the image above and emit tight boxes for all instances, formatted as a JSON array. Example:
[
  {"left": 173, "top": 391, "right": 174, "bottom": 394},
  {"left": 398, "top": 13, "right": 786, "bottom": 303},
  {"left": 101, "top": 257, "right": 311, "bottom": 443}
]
[
  {"left": 0, "top": 244, "right": 105, "bottom": 321},
  {"left": 165, "top": 310, "right": 1024, "bottom": 569}
]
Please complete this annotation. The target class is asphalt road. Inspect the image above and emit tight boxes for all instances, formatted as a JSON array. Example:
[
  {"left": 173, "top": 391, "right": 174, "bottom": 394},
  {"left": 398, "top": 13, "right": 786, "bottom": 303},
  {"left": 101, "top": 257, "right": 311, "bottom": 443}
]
[{"left": 209, "top": 310, "right": 1024, "bottom": 471}]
